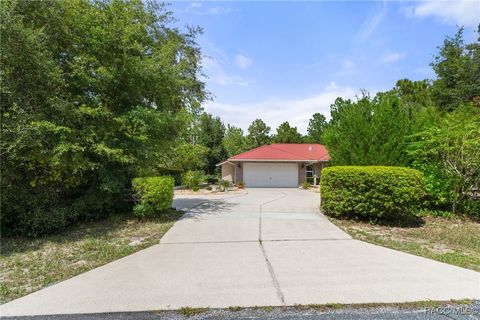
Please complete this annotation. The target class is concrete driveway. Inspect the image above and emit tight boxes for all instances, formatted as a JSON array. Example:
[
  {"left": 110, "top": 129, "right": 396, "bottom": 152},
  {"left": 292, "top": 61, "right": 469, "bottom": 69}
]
[{"left": 2, "top": 189, "right": 479, "bottom": 316}]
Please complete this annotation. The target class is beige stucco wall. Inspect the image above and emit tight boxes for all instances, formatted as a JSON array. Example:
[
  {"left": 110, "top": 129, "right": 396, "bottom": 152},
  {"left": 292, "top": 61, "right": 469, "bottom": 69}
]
[
  {"left": 221, "top": 162, "right": 243, "bottom": 184},
  {"left": 302, "top": 162, "right": 327, "bottom": 185},
  {"left": 236, "top": 163, "right": 243, "bottom": 182},
  {"left": 221, "top": 163, "right": 235, "bottom": 183},
  {"left": 221, "top": 161, "right": 328, "bottom": 186},
  {"left": 314, "top": 163, "right": 324, "bottom": 176},
  {"left": 298, "top": 163, "right": 305, "bottom": 185}
]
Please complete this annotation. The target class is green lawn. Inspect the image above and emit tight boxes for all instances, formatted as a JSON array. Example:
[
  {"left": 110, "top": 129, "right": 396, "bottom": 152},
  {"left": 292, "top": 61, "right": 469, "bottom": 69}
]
[
  {"left": 329, "top": 215, "right": 480, "bottom": 272},
  {"left": 0, "top": 209, "right": 183, "bottom": 304}
]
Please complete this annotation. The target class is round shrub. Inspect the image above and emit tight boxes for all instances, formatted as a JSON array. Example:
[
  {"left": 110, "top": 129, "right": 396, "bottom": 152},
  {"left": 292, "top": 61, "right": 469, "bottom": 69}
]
[
  {"left": 320, "top": 166, "right": 425, "bottom": 222},
  {"left": 132, "top": 176, "right": 174, "bottom": 218}
]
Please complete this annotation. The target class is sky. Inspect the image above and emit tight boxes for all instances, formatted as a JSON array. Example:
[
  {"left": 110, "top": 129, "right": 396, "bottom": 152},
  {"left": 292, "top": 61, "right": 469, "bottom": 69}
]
[{"left": 170, "top": 0, "right": 480, "bottom": 134}]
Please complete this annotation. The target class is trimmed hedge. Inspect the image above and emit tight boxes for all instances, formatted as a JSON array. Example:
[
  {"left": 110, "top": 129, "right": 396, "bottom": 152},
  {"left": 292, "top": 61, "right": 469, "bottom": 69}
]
[
  {"left": 320, "top": 166, "right": 425, "bottom": 221},
  {"left": 1, "top": 187, "right": 130, "bottom": 237},
  {"left": 132, "top": 176, "right": 174, "bottom": 218}
]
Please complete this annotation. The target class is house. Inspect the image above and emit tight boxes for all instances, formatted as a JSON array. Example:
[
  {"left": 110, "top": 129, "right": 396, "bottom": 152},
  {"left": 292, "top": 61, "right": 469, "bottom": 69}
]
[{"left": 217, "top": 143, "right": 330, "bottom": 188}]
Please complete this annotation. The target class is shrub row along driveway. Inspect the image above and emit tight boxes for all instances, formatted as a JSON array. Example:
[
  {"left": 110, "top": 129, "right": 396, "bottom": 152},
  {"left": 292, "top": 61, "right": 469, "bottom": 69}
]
[{"left": 2, "top": 189, "right": 479, "bottom": 316}]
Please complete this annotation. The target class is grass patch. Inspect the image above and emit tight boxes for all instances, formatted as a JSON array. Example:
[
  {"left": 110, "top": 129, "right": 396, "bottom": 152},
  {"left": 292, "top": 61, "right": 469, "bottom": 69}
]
[
  {"left": 0, "top": 209, "right": 183, "bottom": 303},
  {"left": 329, "top": 215, "right": 480, "bottom": 272},
  {"left": 178, "top": 307, "right": 209, "bottom": 316},
  {"left": 306, "top": 303, "right": 343, "bottom": 311},
  {"left": 227, "top": 306, "right": 242, "bottom": 312},
  {"left": 259, "top": 306, "right": 274, "bottom": 312},
  {"left": 301, "top": 299, "right": 473, "bottom": 311}
]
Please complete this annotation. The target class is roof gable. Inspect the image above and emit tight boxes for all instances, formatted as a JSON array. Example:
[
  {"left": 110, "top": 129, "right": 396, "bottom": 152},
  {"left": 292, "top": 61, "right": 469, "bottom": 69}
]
[{"left": 229, "top": 144, "right": 330, "bottom": 161}]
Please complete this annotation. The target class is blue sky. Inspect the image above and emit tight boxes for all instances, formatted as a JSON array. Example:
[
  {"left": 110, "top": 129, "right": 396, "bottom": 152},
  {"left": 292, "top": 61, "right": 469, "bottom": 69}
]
[{"left": 170, "top": 1, "right": 480, "bottom": 134}]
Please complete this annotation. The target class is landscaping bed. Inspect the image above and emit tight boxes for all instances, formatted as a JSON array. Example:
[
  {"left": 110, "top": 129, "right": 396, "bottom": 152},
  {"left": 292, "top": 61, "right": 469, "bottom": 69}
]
[
  {"left": 0, "top": 209, "right": 183, "bottom": 303},
  {"left": 329, "top": 215, "right": 480, "bottom": 272},
  {"left": 174, "top": 186, "right": 245, "bottom": 196}
]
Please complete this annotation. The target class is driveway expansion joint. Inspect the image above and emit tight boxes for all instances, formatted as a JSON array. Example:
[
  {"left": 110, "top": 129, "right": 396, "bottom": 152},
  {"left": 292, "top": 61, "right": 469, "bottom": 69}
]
[
  {"left": 159, "top": 238, "right": 355, "bottom": 245},
  {"left": 258, "top": 190, "right": 288, "bottom": 242},
  {"left": 257, "top": 190, "right": 288, "bottom": 306},
  {"left": 259, "top": 242, "right": 286, "bottom": 306}
]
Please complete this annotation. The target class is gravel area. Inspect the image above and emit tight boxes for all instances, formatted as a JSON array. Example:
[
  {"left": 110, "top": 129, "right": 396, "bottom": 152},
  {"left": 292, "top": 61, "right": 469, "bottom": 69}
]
[{"left": 3, "top": 302, "right": 479, "bottom": 320}]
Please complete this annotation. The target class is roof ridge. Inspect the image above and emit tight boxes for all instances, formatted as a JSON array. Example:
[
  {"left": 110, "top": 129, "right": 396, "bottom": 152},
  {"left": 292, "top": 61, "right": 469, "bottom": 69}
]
[
  {"left": 228, "top": 144, "right": 270, "bottom": 159},
  {"left": 270, "top": 143, "right": 323, "bottom": 146},
  {"left": 268, "top": 144, "right": 313, "bottom": 160},
  {"left": 227, "top": 143, "right": 329, "bottom": 161}
]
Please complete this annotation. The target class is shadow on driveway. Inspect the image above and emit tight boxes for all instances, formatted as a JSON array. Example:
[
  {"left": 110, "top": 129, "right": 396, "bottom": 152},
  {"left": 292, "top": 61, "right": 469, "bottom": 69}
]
[{"left": 179, "top": 199, "right": 240, "bottom": 219}]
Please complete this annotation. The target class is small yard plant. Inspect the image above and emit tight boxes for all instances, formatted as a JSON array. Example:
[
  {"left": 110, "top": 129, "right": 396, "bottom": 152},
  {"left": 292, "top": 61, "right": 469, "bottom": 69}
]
[
  {"left": 302, "top": 181, "right": 310, "bottom": 189},
  {"left": 306, "top": 303, "right": 343, "bottom": 310},
  {"left": 237, "top": 181, "right": 245, "bottom": 189},
  {"left": 181, "top": 170, "right": 205, "bottom": 190},
  {"left": 132, "top": 176, "right": 174, "bottom": 218},
  {"left": 228, "top": 306, "right": 242, "bottom": 312},
  {"left": 178, "top": 307, "right": 209, "bottom": 316},
  {"left": 259, "top": 306, "right": 274, "bottom": 312},
  {"left": 205, "top": 174, "right": 219, "bottom": 184},
  {"left": 217, "top": 179, "right": 231, "bottom": 192},
  {"left": 321, "top": 166, "right": 425, "bottom": 223}
]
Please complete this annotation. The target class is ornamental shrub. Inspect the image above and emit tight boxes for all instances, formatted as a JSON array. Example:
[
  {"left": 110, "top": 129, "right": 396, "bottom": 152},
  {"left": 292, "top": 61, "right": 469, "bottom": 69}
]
[
  {"left": 1, "top": 185, "right": 130, "bottom": 237},
  {"left": 181, "top": 170, "right": 205, "bottom": 190},
  {"left": 205, "top": 174, "right": 219, "bottom": 184},
  {"left": 217, "top": 179, "right": 231, "bottom": 192},
  {"left": 132, "top": 176, "right": 174, "bottom": 218},
  {"left": 320, "top": 166, "right": 425, "bottom": 222}
]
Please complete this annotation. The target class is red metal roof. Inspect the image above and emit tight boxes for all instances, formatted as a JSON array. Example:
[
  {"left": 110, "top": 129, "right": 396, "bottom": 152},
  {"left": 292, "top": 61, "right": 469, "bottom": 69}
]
[{"left": 229, "top": 144, "right": 330, "bottom": 161}]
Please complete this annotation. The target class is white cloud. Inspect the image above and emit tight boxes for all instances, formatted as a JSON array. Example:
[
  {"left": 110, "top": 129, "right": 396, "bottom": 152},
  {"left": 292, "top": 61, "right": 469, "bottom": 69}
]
[
  {"left": 188, "top": 3, "right": 202, "bottom": 9},
  {"left": 357, "top": 2, "right": 387, "bottom": 40},
  {"left": 200, "top": 39, "right": 254, "bottom": 87},
  {"left": 203, "top": 82, "right": 358, "bottom": 134},
  {"left": 380, "top": 52, "right": 405, "bottom": 64},
  {"left": 202, "top": 56, "right": 253, "bottom": 87},
  {"left": 182, "top": 2, "right": 233, "bottom": 16},
  {"left": 407, "top": 0, "right": 480, "bottom": 27},
  {"left": 234, "top": 54, "right": 253, "bottom": 70},
  {"left": 343, "top": 59, "right": 355, "bottom": 69}
]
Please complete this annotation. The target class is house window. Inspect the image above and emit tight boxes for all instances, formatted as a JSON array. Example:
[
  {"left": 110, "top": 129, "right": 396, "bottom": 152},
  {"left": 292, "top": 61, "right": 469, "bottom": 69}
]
[{"left": 306, "top": 165, "right": 314, "bottom": 178}]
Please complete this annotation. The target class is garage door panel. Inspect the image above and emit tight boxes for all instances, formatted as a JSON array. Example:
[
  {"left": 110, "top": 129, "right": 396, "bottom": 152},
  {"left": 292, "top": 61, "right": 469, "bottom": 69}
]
[{"left": 244, "top": 163, "right": 298, "bottom": 188}]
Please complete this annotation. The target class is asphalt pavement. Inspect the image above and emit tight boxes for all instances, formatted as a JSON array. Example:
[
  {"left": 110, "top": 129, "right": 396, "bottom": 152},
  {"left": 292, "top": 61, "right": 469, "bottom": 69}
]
[{"left": 2, "top": 302, "right": 480, "bottom": 320}]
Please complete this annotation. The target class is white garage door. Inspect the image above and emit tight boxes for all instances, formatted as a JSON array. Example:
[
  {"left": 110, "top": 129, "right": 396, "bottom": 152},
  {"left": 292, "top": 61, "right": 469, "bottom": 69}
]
[{"left": 243, "top": 163, "right": 298, "bottom": 188}]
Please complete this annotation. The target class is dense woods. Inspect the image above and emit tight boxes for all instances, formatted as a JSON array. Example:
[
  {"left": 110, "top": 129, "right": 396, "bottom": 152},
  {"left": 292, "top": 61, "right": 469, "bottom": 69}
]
[
  {"left": 1, "top": 0, "right": 207, "bottom": 235},
  {"left": 1, "top": 0, "right": 478, "bottom": 236}
]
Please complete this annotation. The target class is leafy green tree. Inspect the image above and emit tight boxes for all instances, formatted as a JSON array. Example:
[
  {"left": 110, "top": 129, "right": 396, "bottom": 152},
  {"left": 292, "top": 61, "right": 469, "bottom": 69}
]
[
  {"left": 246, "top": 119, "right": 271, "bottom": 148},
  {"left": 223, "top": 125, "right": 248, "bottom": 157},
  {"left": 171, "top": 143, "right": 209, "bottom": 171},
  {"left": 0, "top": 0, "right": 207, "bottom": 236},
  {"left": 431, "top": 26, "right": 480, "bottom": 112},
  {"left": 407, "top": 105, "right": 480, "bottom": 215},
  {"left": 273, "top": 121, "right": 303, "bottom": 143},
  {"left": 323, "top": 91, "right": 436, "bottom": 166},
  {"left": 196, "top": 113, "right": 227, "bottom": 174},
  {"left": 306, "top": 113, "right": 327, "bottom": 143},
  {"left": 392, "top": 79, "right": 441, "bottom": 133},
  {"left": 394, "top": 79, "right": 432, "bottom": 106}
]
